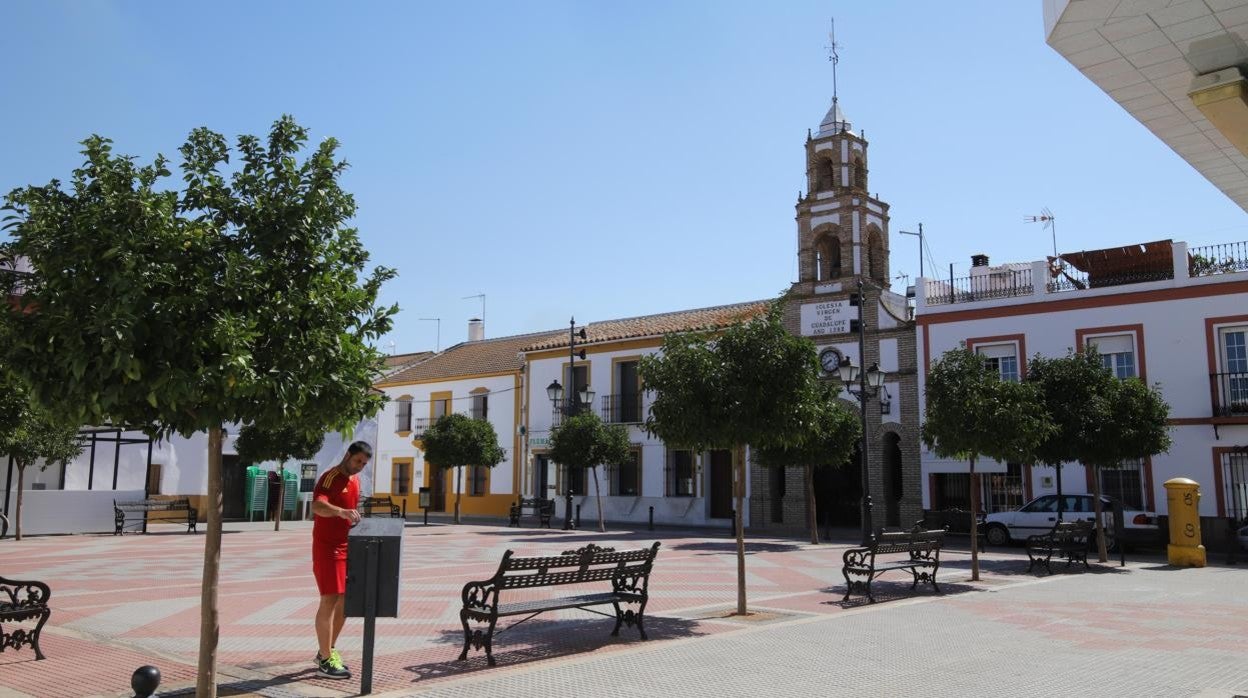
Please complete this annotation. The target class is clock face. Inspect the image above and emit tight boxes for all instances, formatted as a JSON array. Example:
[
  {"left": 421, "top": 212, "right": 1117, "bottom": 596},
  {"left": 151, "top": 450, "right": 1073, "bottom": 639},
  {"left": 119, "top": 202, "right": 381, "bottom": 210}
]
[{"left": 819, "top": 347, "right": 842, "bottom": 374}]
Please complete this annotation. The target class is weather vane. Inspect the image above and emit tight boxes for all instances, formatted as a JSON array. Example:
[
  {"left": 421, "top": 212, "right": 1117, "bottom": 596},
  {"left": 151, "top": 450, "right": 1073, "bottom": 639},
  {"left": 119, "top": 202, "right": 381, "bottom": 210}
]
[{"left": 826, "top": 18, "right": 841, "bottom": 118}]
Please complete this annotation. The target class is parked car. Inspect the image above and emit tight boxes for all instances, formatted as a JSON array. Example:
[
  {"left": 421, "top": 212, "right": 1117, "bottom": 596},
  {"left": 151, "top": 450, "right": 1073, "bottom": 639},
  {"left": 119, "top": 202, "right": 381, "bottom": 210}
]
[{"left": 981, "top": 494, "right": 1158, "bottom": 550}]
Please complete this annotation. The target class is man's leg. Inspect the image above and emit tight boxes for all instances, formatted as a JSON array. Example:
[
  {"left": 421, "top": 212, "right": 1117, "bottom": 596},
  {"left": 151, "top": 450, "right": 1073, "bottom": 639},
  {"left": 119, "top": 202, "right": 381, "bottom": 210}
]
[
  {"left": 315, "top": 594, "right": 338, "bottom": 659},
  {"left": 330, "top": 594, "right": 346, "bottom": 650}
]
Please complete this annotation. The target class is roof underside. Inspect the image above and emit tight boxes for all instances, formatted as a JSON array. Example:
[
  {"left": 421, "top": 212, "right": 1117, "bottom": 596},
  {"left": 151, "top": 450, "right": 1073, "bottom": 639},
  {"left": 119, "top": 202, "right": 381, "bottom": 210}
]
[{"left": 1045, "top": 0, "right": 1248, "bottom": 213}]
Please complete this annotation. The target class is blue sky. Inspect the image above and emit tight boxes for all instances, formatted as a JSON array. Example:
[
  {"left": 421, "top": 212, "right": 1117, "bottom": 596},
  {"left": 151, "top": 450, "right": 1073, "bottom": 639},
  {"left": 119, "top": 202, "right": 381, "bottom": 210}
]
[{"left": 3, "top": 1, "right": 1245, "bottom": 354}]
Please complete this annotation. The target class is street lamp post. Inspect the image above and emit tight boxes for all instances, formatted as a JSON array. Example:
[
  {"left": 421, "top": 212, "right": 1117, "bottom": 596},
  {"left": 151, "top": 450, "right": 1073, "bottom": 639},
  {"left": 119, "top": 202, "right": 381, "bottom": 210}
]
[
  {"left": 546, "top": 317, "right": 593, "bottom": 530},
  {"left": 837, "top": 279, "right": 887, "bottom": 546}
]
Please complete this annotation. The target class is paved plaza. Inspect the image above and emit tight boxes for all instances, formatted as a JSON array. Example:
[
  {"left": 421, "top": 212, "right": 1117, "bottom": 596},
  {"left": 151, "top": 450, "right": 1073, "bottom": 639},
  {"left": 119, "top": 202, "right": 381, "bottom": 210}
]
[{"left": 1, "top": 521, "right": 1247, "bottom": 697}]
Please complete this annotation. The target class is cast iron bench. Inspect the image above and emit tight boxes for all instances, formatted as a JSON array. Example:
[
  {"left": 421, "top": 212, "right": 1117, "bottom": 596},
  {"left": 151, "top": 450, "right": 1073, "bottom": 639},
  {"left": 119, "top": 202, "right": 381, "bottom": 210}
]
[
  {"left": 1026, "top": 520, "right": 1094, "bottom": 574},
  {"left": 359, "top": 495, "right": 402, "bottom": 518},
  {"left": 114, "top": 497, "right": 197, "bottom": 535},
  {"left": 458, "top": 542, "right": 660, "bottom": 666},
  {"left": 842, "top": 527, "right": 946, "bottom": 603},
  {"left": 508, "top": 497, "right": 553, "bottom": 528},
  {"left": 0, "top": 575, "right": 51, "bottom": 660}
]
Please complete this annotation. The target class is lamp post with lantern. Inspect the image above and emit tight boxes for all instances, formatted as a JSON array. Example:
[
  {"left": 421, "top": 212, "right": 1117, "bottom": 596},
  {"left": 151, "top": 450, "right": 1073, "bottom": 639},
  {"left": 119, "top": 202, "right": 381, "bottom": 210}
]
[
  {"left": 836, "top": 278, "right": 887, "bottom": 546},
  {"left": 545, "top": 317, "right": 594, "bottom": 530}
]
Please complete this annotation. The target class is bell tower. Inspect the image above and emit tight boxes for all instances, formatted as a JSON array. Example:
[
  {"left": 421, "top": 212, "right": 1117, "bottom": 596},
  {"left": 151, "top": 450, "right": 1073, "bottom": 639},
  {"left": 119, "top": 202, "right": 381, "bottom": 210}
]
[{"left": 793, "top": 53, "right": 890, "bottom": 295}]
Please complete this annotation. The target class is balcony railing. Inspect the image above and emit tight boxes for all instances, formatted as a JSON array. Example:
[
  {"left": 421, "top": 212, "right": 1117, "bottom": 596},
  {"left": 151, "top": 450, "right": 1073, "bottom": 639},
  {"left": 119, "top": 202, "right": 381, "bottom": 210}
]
[
  {"left": 551, "top": 399, "right": 593, "bottom": 428},
  {"left": 1212, "top": 372, "right": 1248, "bottom": 417},
  {"left": 925, "top": 268, "right": 1032, "bottom": 305},
  {"left": 1190, "top": 241, "right": 1248, "bottom": 276},
  {"left": 601, "top": 394, "right": 643, "bottom": 424},
  {"left": 411, "top": 417, "right": 434, "bottom": 438}
]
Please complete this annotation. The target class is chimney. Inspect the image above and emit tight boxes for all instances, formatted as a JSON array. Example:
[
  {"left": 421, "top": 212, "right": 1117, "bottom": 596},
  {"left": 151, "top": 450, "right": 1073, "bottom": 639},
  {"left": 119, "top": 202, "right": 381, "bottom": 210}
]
[
  {"left": 468, "top": 318, "right": 484, "bottom": 342},
  {"left": 971, "top": 254, "right": 989, "bottom": 268}
]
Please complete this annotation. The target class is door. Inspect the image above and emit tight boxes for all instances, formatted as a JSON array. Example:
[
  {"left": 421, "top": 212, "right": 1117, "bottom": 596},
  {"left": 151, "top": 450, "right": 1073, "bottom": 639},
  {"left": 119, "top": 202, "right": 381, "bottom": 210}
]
[
  {"left": 534, "top": 454, "right": 552, "bottom": 499},
  {"left": 708, "top": 450, "right": 733, "bottom": 519},
  {"left": 222, "top": 454, "right": 245, "bottom": 520},
  {"left": 429, "top": 465, "right": 447, "bottom": 512}
]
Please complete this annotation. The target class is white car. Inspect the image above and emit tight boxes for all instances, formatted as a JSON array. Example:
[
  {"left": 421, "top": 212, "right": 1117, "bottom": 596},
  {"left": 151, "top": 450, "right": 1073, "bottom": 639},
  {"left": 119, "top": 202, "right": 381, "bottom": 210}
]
[{"left": 982, "top": 494, "right": 1157, "bottom": 549}]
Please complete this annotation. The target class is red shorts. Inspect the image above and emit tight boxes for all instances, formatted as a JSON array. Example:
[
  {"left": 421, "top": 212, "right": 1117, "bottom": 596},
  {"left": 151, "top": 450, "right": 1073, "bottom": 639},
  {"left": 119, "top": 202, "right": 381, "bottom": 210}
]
[{"left": 312, "top": 545, "right": 347, "bottom": 596}]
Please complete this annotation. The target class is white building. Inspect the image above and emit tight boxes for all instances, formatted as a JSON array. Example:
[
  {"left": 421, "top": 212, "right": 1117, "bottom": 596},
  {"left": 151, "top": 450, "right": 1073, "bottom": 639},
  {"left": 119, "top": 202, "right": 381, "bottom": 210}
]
[{"left": 916, "top": 239, "right": 1248, "bottom": 524}]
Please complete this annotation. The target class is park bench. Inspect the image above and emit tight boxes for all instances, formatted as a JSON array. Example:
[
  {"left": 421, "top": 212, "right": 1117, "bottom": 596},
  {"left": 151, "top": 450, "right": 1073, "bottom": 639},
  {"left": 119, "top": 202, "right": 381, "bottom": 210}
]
[
  {"left": 0, "top": 575, "right": 52, "bottom": 660},
  {"left": 508, "top": 497, "right": 554, "bottom": 528},
  {"left": 113, "top": 497, "right": 197, "bottom": 535},
  {"left": 359, "top": 495, "right": 403, "bottom": 518},
  {"left": 1026, "top": 520, "right": 1094, "bottom": 575},
  {"left": 841, "top": 527, "right": 946, "bottom": 603},
  {"left": 457, "top": 542, "right": 660, "bottom": 666}
]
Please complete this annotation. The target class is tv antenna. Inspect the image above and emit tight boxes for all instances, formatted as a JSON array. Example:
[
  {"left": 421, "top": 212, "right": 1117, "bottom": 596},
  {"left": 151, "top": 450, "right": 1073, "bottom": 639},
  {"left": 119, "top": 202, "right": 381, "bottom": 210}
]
[
  {"left": 462, "top": 293, "right": 485, "bottom": 324},
  {"left": 418, "top": 317, "right": 441, "bottom": 352},
  {"left": 1024, "top": 207, "right": 1058, "bottom": 261},
  {"left": 386, "top": 340, "right": 396, "bottom": 356}
]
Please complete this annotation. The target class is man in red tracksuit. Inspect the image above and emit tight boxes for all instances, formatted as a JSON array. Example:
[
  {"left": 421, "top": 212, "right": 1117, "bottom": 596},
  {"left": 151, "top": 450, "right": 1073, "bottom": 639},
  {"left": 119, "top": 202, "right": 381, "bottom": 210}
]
[{"left": 311, "top": 441, "right": 370, "bottom": 679}]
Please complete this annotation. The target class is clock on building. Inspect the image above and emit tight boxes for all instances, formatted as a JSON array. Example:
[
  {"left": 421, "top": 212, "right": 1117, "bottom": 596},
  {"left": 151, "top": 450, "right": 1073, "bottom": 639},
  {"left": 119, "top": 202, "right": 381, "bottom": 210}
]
[{"left": 818, "top": 347, "right": 842, "bottom": 375}]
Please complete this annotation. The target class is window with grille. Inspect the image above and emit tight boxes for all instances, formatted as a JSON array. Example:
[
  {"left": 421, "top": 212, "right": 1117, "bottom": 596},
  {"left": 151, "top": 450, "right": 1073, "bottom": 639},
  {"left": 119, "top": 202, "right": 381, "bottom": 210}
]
[
  {"left": 558, "top": 464, "right": 587, "bottom": 496},
  {"left": 469, "top": 465, "right": 488, "bottom": 496},
  {"left": 1099, "top": 458, "right": 1145, "bottom": 510},
  {"left": 1222, "top": 451, "right": 1248, "bottom": 522},
  {"left": 610, "top": 450, "right": 641, "bottom": 496},
  {"left": 666, "top": 449, "right": 696, "bottom": 497},
  {"left": 470, "top": 392, "right": 488, "bottom": 421},
  {"left": 1220, "top": 328, "right": 1248, "bottom": 415},
  {"left": 976, "top": 344, "right": 1019, "bottom": 382},
  {"left": 391, "top": 460, "right": 412, "bottom": 495},
  {"left": 395, "top": 398, "right": 413, "bottom": 433}
]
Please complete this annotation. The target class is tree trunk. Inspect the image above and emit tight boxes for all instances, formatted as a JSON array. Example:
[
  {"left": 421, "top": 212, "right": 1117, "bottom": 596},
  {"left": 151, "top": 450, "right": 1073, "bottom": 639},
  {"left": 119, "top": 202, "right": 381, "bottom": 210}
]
[
  {"left": 274, "top": 463, "right": 283, "bottom": 532},
  {"left": 14, "top": 464, "right": 24, "bottom": 542},
  {"left": 969, "top": 456, "right": 980, "bottom": 582},
  {"left": 1091, "top": 465, "right": 1108, "bottom": 562},
  {"left": 806, "top": 465, "right": 818, "bottom": 545},
  {"left": 196, "top": 425, "right": 224, "bottom": 698},
  {"left": 592, "top": 467, "right": 605, "bottom": 532},
  {"left": 734, "top": 445, "right": 747, "bottom": 615},
  {"left": 454, "top": 467, "right": 462, "bottom": 525},
  {"left": 1055, "top": 462, "right": 1065, "bottom": 521}
]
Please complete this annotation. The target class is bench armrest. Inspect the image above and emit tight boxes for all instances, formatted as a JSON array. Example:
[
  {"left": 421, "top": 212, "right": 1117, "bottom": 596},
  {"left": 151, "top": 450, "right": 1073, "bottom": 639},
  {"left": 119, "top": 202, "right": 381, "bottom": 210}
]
[
  {"left": 842, "top": 546, "right": 874, "bottom": 569},
  {"left": 461, "top": 580, "right": 500, "bottom": 614},
  {"left": 0, "top": 576, "right": 51, "bottom": 609}
]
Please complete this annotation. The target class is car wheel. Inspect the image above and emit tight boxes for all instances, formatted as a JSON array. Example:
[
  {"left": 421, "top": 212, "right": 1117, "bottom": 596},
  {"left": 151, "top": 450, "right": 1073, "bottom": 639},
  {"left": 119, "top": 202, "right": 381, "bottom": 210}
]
[{"left": 985, "top": 524, "right": 1010, "bottom": 546}]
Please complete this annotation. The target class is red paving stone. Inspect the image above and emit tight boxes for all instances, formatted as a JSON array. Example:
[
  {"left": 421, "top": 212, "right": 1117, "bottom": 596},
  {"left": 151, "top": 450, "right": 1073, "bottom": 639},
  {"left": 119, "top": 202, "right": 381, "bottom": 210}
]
[{"left": 0, "top": 522, "right": 1070, "bottom": 697}]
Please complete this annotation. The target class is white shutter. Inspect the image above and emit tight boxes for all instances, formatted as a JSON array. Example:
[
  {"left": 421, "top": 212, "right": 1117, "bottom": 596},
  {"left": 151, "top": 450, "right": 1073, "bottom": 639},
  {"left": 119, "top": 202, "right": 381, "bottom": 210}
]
[
  {"left": 1088, "top": 334, "right": 1133, "bottom": 355},
  {"left": 975, "top": 343, "right": 1016, "bottom": 360}
]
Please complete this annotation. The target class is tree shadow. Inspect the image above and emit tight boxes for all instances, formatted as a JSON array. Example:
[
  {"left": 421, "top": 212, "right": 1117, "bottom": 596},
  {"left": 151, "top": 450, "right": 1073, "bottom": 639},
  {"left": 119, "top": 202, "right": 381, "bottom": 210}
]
[
  {"left": 939, "top": 556, "right": 1132, "bottom": 577},
  {"left": 402, "top": 615, "right": 705, "bottom": 681},
  {"left": 671, "top": 541, "right": 803, "bottom": 554},
  {"left": 160, "top": 667, "right": 320, "bottom": 696}
]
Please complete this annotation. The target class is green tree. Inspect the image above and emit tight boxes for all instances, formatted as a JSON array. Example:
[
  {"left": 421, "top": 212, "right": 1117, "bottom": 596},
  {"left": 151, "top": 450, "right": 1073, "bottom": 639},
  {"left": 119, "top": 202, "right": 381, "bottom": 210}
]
[
  {"left": 754, "top": 383, "right": 860, "bottom": 544},
  {"left": 1081, "top": 375, "right": 1171, "bottom": 561},
  {"left": 641, "top": 302, "right": 823, "bottom": 615},
  {"left": 548, "top": 411, "right": 632, "bottom": 533},
  {"left": 0, "top": 371, "right": 83, "bottom": 541},
  {"left": 420, "top": 412, "right": 505, "bottom": 524},
  {"left": 1, "top": 117, "right": 395, "bottom": 696},
  {"left": 921, "top": 348, "right": 1052, "bottom": 580},
  {"left": 234, "top": 423, "right": 325, "bottom": 531}
]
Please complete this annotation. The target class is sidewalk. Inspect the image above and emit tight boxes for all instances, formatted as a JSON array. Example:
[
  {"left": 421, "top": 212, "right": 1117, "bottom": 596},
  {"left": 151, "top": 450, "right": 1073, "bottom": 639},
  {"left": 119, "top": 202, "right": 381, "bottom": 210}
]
[{"left": 1, "top": 522, "right": 1245, "bottom": 697}]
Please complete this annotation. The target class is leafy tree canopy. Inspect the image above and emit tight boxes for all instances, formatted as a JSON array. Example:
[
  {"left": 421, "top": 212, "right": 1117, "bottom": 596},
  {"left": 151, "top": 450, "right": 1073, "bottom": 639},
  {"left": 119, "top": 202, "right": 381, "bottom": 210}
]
[
  {"left": 1083, "top": 376, "right": 1172, "bottom": 468},
  {"left": 0, "top": 370, "right": 82, "bottom": 469},
  {"left": 753, "top": 382, "right": 860, "bottom": 470},
  {"left": 234, "top": 423, "right": 325, "bottom": 465},
  {"left": 421, "top": 413, "right": 505, "bottom": 470},
  {"left": 1025, "top": 349, "right": 1115, "bottom": 467},
  {"left": 548, "top": 411, "right": 632, "bottom": 471}
]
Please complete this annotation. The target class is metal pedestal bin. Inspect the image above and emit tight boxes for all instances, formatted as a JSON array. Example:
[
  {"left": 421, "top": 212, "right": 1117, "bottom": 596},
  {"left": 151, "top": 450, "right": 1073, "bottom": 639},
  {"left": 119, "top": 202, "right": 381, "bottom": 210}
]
[{"left": 346, "top": 518, "right": 404, "bottom": 694}]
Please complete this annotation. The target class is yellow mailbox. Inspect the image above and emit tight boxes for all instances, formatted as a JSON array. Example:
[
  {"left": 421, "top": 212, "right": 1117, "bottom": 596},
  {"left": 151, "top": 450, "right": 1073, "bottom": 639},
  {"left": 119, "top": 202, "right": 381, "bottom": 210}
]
[{"left": 1164, "top": 477, "right": 1206, "bottom": 568}]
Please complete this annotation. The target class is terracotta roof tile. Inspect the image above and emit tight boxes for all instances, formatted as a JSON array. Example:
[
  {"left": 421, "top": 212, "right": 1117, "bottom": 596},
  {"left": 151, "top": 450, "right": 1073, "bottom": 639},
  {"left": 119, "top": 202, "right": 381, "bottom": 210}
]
[
  {"left": 381, "top": 330, "right": 563, "bottom": 386},
  {"left": 384, "top": 351, "right": 433, "bottom": 370},
  {"left": 522, "top": 299, "right": 772, "bottom": 352}
]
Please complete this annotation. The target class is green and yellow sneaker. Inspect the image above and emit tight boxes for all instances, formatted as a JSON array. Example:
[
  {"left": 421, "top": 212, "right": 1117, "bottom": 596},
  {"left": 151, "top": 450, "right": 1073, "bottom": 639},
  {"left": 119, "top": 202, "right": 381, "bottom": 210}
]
[{"left": 315, "top": 650, "right": 350, "bottom": 680}]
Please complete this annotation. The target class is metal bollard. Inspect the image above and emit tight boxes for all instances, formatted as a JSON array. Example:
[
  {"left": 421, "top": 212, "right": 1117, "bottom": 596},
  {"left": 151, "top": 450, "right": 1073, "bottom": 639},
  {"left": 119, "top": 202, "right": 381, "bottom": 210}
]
[
  {"left": 648, "top": 506, "right": 654, "bottom": 531},
  {"left": 131, "top": 665, "right": 161, "bottom": 698},
  {"left": 1228, "top": 518, "right": 1238, "bottom": 566},
  {"left": 423, "top": 506, "right": 429, "bottom": 526},
  {"left": 575, "top": 504, "right": 582, "bottom": 528}
]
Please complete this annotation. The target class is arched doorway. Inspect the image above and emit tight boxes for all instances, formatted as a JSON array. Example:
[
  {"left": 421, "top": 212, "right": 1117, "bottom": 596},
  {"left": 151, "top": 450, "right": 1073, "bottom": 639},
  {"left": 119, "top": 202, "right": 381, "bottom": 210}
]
[
  {"left": 814, "top": 442, "right": 862, "bottom": 533},
  {"left": 883, "top": 432, "right": 903, "bottom": 527}
]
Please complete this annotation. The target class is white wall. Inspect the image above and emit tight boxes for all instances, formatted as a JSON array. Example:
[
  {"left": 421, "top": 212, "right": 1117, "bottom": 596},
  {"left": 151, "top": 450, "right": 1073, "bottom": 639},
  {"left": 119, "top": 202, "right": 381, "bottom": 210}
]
[
  {"left": 13, "top": 489, "right": 144, "bottom": 535},
  {"left": 917, "top": 269, "right": 1248, "bottom": 517}
]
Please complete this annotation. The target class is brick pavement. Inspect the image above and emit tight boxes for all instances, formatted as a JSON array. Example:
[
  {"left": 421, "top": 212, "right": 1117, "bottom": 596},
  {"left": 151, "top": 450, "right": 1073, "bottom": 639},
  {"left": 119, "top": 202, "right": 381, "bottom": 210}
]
[{"left": 0, "top": 522, "right": 1245, "bottom": 697}]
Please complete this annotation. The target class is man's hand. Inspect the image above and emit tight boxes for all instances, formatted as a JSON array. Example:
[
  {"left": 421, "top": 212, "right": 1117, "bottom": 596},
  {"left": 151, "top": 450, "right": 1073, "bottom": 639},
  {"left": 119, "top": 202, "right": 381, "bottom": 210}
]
[{"left": 340, "top": 508, "right": 362, "bottom": 524}]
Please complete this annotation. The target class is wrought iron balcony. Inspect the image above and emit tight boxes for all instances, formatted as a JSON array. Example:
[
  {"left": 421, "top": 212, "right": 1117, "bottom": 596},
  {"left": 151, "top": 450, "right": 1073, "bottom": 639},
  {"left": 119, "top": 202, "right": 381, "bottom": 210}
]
[
  {"left": 551, "top": 399, "right": 592, "bottom": 428},
  {"left": 601, "top": 394, "right": 643, "bottom": 424},
  {"left": 411, "top": 417, "right": 433, "bottom": 438},
  {"left": 1212, "top": 372, "right": 1248, "bottom": 417}
]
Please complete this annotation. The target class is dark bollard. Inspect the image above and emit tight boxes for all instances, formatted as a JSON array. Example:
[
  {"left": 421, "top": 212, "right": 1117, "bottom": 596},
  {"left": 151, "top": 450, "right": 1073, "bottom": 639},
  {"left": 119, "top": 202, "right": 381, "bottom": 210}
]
[
  {"left": 131, "top": 665, "right": 161, "bottom": 698},
  {"left": 1228, "top": 518, "right": 1238, "bottom": 566},
  {"left": 575, "top": 504, "right": 582, "bottom": 528},
  {"left": 423, "top": 506, "right": 428, "bottom": 526},
  {"left": 648, "top": 506, "right": 654, "bottom": 531}
]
